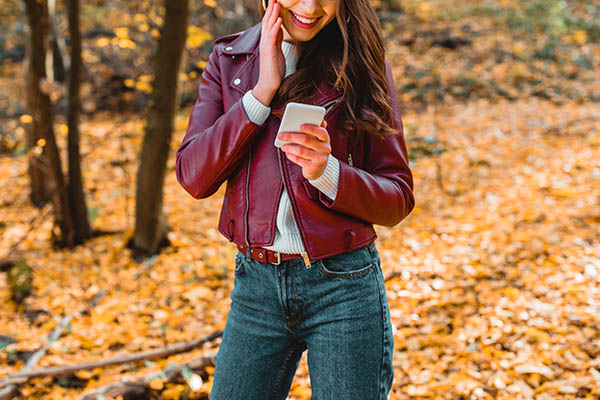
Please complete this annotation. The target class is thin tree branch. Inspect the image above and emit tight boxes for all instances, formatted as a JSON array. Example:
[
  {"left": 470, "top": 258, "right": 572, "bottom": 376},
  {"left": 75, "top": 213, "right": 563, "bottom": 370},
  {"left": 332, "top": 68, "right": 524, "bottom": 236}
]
[
  {"left": 0, "top": 314, "right": 73, "bottom": 400},
  {"left": 0, "top": 329, "right": 222, "bottom": 388},
  {"left": 79, "top": 352, "right": 217, "bottom": 400}
]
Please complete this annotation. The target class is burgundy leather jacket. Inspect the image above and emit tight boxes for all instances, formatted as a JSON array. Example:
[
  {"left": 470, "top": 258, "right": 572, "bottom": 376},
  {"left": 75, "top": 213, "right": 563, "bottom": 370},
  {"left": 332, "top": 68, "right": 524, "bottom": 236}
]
[{"left": 175, "top": 22, "right": 415, "bottom": 262}]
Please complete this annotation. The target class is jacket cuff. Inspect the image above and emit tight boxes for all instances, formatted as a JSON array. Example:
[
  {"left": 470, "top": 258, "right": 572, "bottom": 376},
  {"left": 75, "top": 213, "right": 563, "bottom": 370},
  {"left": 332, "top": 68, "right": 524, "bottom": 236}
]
[
  {"left": 242, "top": 90, "right": 271, "bottom": 125},
  {"left": 308, "top": 154, "right": 340, "bottom": 201}
]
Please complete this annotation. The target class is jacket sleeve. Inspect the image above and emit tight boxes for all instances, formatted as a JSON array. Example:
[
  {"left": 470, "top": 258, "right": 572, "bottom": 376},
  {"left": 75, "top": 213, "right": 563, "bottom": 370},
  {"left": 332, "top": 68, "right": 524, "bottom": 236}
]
[
  {"left": 316, "top": 58, "right": 415, "bottom": 227},
  {"left": 175, "top": 45, "right": 266, "bottom": 199}
]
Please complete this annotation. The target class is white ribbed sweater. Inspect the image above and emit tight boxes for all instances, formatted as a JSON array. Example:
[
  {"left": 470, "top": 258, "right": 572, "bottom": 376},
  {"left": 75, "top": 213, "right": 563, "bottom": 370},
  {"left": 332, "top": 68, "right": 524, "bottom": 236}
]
[{"left": 241, "top": 40, "right": 340, "bottom": 254}]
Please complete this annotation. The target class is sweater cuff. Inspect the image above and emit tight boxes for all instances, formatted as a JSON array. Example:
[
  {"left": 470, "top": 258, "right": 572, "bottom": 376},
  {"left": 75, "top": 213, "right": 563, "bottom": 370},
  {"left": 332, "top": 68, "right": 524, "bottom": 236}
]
[
  {"left": 309, "top": 154, "right": 340, "bottom": 201},
  {"left": 242, "top": 90, "right": 271, "bottom": 125}
]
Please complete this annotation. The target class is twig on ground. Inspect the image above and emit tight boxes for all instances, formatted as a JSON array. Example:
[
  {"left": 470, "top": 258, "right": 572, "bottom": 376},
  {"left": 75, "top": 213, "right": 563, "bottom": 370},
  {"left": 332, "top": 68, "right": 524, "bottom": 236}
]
[
  {"left": 0, "top": 314, "right": 73, "bottom": 400},
  {"left": 79, "top": 352, "right": 217, "bottom": 400},
  {"left": 0, "top": 329, "right": 222, "bottom": 389}
]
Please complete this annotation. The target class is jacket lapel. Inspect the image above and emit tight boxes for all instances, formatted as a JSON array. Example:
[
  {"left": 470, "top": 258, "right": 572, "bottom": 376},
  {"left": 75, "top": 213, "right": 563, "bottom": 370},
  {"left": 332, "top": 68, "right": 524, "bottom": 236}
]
[
  {"left": 221, "top": 24, "right": 261, "bottom": 95},
  {"left": 218, "top": 23, "right": 261, "bottom": 55}
]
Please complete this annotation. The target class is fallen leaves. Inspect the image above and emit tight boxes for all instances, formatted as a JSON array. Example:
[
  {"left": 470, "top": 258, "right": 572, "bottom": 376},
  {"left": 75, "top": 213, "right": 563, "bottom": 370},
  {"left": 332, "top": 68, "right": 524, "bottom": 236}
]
[
  {"left": 374, "top": 95, "right": 599, "bottom": 399},
  {"left": 1, "top": 0, "right": 599, "bottom": 398}
]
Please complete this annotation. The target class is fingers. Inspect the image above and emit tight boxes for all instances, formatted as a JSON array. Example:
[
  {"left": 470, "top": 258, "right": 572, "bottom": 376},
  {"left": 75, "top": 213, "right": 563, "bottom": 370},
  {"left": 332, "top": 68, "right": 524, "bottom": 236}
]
[
  {"left": 267, "top": 1, "right": 279, "bottom": 29},
  {"left": 268, "top": 2, "right": 278, "bottom": 27},
  {"left": 262, "top": 0, "right": 281, "bottom": 45},
  {"left": 284, "top": 152, "right": 315, "bottom": 168},
  {"left": 279, "top": 124, "right": 329, "bottom": 143},
  {"left": 282, "top": 151, "right": 327, "bottom": 181},
  {"left": 269, "top": 16, "right": 282, "bottom": 40},
  {"left": 280, "top": 134, "right": 330, "bottom": 155},
  {"left": 261, "top": 1, "right": 270, "bottom": 30},
  {"left": 282, "top": 142, "right": 321, "bottom": 159},
  {"left": 302, "top": 123, "right": 329, "bottom": 142},
  {"left": 262, "top": 0, "right": 278, "bottom": 33}
]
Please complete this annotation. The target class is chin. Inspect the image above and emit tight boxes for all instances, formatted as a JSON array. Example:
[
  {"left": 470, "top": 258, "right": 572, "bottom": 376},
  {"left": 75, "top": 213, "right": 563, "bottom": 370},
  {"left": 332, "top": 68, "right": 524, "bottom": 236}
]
[
  {"left": 292, "top": 33, "right": 314, "bottom": 42},
  {"left": 286, "top": 27, "right": 318, "bottom": 42}
]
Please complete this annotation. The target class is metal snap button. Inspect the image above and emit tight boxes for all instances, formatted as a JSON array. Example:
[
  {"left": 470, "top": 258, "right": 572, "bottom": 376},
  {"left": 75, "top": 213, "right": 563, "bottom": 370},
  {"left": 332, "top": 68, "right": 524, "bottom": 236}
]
[
  {"left": 233, "top": 78, "right": 241, "bottom": 85},
  {"left": 258, "top": 253, "right": 263, "bottom": 258},
  {"left": 225, "top": 46, "right": 233, "bottom": 51}
]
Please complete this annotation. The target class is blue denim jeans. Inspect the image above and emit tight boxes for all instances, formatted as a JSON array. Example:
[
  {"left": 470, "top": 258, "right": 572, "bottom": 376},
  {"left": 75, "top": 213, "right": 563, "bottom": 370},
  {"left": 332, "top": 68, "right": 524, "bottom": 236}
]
[{"left": 210, "top": 241, "right": 394, "bottom": 399}]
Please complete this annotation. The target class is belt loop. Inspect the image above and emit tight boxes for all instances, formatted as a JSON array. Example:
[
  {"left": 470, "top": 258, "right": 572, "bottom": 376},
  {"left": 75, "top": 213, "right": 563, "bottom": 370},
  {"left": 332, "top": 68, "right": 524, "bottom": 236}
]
[
  {"left": 245, "top": 246, "right": 251, "bottom": 261},
  {"left": 368, "top": 241, "right": 377, "bottom": 259}
]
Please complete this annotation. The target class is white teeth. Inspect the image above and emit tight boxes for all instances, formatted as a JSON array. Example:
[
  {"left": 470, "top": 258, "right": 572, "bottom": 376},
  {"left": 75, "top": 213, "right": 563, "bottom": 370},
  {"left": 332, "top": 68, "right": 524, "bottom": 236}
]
[{"left": 292, "top": 12, "right": 317, "bottom": 24}]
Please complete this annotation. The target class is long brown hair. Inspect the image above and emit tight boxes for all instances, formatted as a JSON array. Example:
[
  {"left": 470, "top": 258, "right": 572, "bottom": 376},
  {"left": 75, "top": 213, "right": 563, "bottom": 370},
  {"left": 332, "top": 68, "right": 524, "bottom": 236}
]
[{"left": 258, "top": 0, "right": 397, "bottom": 140}]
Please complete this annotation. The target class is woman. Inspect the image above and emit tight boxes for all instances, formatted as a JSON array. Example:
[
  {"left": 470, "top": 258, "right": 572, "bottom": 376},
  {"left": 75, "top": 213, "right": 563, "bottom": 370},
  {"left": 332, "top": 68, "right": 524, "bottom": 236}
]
[{"left": 175, "top": 0, "right": 415, "bottom": 398}]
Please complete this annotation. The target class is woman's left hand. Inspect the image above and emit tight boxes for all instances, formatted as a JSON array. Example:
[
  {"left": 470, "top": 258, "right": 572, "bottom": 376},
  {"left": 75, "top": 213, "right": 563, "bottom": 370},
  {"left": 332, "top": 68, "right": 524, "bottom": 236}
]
[{"left": 279, "top": 119, "right": 330, "bottom": 180}]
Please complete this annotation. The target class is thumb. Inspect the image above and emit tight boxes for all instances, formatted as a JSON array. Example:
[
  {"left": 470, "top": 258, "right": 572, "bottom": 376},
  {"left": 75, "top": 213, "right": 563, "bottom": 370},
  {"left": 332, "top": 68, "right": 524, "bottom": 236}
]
[{"left": 321, "top": 119, "right": 328, "bottom": 128}]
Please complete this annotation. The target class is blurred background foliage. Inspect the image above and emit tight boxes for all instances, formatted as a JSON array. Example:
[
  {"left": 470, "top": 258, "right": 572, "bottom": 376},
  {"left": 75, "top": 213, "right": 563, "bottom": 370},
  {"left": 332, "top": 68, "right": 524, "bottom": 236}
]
[
  {"left": 1, "top": 1, "right": 599, "bottom": 398},
  {"left": 0, "top": 0, "right": 598, "bottom": 129}
]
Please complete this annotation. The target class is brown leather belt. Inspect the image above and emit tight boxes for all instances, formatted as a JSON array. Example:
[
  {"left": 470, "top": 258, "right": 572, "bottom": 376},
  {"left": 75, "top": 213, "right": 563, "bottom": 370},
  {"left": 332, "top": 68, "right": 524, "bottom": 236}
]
[{"left": 236, "top": 244, "right": 304, "bottom": 265}]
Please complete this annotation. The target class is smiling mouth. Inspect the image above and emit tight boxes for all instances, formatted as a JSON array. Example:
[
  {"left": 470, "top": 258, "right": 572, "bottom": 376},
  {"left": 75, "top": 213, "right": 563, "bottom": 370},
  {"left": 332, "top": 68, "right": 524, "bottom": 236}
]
[{"left": 290, "top": 11, "right": 321, "bottom": 25}]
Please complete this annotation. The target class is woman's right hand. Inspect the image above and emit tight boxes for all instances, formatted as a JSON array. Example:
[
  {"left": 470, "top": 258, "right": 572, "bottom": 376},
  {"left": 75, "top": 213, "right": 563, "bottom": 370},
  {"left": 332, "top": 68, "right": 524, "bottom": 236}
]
[{"left": 253, "top": 0, "right": 285, "bottom": 107}]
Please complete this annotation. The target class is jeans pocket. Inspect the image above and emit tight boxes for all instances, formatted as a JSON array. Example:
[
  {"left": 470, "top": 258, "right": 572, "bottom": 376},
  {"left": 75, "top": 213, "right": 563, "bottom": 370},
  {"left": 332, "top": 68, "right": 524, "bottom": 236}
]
[
  {"left": 234, "top": 251, "right": 246, "bottom": 275},
  {"left": 317, "top": 245, "right": 376, "bottom": 279}
]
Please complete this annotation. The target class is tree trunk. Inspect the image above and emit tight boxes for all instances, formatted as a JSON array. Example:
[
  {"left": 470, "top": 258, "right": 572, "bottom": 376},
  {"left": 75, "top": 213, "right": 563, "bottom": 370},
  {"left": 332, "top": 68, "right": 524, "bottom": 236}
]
[
  {"left": 132, "top": 0, "right": 190, "bottom": 256},
  {"left": 24, "top": 0, "right": 76, "bottom": 247},
  {"left": 24, "top": 2, "right": 53, "bottom": 207},
  {"left": 66, "top": 0, "right": 92, "bottom": 243},
  {"left": 48, "top": 0, "right": 68, "bottom": 83},
  {"left": 26, "top": 121, "right": 53, "bottom": 207}
]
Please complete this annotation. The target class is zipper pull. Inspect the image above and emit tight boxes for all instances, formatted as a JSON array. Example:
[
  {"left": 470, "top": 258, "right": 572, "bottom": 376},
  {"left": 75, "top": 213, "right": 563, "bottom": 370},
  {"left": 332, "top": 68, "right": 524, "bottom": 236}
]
[
  {"left": 348, "top": 153, "right": 353, "bottom": 166},
  {"left": 301, "top": 252, "right": 311, "bottom": 268}
]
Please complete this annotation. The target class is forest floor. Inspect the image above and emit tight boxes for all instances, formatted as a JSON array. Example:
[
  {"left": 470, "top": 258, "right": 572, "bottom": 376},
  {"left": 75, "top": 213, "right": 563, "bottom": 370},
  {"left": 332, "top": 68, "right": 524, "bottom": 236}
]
[
  {"left": 1, "top": 0, "right": 600, "bottom": 398},
  {"left": 1, "top": 95, "right": 599, "bottom": 399}
]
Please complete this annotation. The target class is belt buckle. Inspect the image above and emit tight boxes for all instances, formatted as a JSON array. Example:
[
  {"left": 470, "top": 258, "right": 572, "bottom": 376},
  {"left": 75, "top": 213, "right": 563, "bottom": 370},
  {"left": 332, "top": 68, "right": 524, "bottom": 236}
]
[{"left": 273, "top": 251, "right": 281, "bottom": 265}]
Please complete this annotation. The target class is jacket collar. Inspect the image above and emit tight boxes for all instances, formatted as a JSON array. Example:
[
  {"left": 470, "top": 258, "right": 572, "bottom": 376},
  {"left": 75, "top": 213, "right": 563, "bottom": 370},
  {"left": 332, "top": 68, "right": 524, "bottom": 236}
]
[
  {"left": 221, "top": 22, "right": 343, "bottom": 105},
  {"left": 218, "top": 23, "right": 261, "bottom": 55}
]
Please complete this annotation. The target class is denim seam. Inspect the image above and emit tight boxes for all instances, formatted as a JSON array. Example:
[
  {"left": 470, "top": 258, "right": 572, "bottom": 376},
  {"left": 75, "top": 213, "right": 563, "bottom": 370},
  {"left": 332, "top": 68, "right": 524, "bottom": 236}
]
[
  {"left": 316, "top": 242, "right": 378, "bottom": 279},
  {"left": 286, "top": 261, "right": 304, "bottom": 327},
  {"left": 318, "top": 261, "right": 375, "bottom": 279},
  {"left": 373, "top": 264, "right": 387, "bottom": 399},
  {"left": 270, "top": 340, "right": 305, "bottom": 400},
  {"left": 274, "top": 265, "right": 290, "bottom": 323}
]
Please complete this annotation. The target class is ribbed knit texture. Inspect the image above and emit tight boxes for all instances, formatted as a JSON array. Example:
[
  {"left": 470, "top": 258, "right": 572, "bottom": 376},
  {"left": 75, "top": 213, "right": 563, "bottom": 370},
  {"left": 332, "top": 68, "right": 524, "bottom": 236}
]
[
  {"left": 242, "top": 91, "right": 271, "bottom": 124},
  {"left": 241, "top": 40, "right": 341, "bottom": 254}
]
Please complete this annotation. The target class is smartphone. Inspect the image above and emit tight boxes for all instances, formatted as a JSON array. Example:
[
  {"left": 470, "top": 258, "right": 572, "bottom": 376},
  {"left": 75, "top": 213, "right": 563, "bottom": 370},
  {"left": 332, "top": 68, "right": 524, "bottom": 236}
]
[{"left": 274, "top": 102, "right": 326, "bottom": 148}]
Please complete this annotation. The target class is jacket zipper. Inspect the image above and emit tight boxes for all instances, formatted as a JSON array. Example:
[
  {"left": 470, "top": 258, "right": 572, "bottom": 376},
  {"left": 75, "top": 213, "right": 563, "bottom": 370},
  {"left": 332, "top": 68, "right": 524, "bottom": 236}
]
[
  {"left": 321, "top": 97, "right": 353, "bottom": 165},
  {"left": 277, "top": 148, "right": 311, "bottom": 268},
  {"left": 241, "top": 95, "right": 342, "bottom": 264},
  {"left": 244, "top": 150, "right": 251, "bottom": 247},
  {"left": 322, "top": 97, "right": 342, "bottom": 115},
  {"left": 274, "top": 96, "right": 342, "bottom": 268}
]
